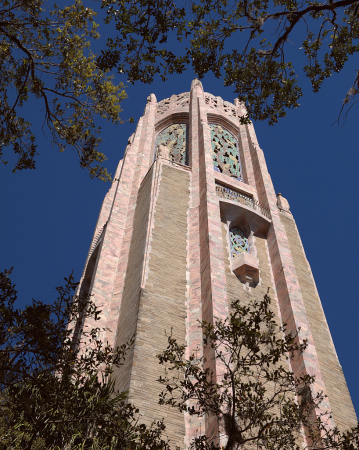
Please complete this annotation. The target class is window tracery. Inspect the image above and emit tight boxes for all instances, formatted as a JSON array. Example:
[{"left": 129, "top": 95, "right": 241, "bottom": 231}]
[
  {"left": 156, "top": 124, "right": 188, "bottom": 164},
  {"left": 229, "top": 227, "right": 249, "bottom": 257},
  {"left": 210, "top": 124, "right": 242, "bottom": 179}
]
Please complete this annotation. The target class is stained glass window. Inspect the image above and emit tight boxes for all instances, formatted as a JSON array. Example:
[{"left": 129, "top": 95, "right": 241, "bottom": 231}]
[
  {"left": 229, "top": 227, "right": 248, "bottom": 257},
  {"left": 156, "top": 124, "right": 188, "bottom": 165},
  {"left": 210, "top": 124, "right": 242, "bottom": 180}
]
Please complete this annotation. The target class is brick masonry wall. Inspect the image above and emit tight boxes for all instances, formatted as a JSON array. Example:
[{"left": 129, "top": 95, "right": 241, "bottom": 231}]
[
  {"left": 279, "top": 211, "right": 357, "bottom": 429},
  {"left": 130, "top": 163, "right": 189, "bottom": 449},
  {"left": 115, "top": 163, "right": 189, "bottom": 449}
]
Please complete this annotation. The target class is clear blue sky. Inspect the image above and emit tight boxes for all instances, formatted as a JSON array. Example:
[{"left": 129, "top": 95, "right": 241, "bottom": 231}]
[{"left": 1, "top": 4, "right": 358, "bottom": 420}]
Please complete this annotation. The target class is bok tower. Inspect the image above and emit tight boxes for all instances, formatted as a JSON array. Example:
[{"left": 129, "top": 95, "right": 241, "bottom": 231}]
[{"left": 78, "top": 79, "right": 356, "bottom": 448}]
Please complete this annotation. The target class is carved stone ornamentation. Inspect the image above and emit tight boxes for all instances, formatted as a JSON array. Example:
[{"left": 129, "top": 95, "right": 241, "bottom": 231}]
[
  {"left": 210, "top": 124, "right": 242, "bottom": 179},
  {"left": 223, "top": 100, "right": 237, "bottom": 117},
  {"left": 205, "top": 93, "right": 238, "bottom": 119},
  {"left": 229, "top": 227, "right": 259, "bottom": 286},
  {"left": 156, "top": 123, "right": 188, "bottom": 164},
  {"left": 147, "top": 93, "right": 157, "bottom": 103},
  {"left": 230, "top": 227, "right": 249, "bottom": 257},
  {"left": 277, "top": 193, "right": 291, "bottom": 213},
  {"left": 156, "top": 92, "right": 190, "bottom": 114},
  {"left": 156, "top": 144, "right": 170, "bottom": 160},
  {"left": 191, "top": 78, "right": 203, "bottom": 90},
  {"left": 157, "top": 97, "right": 171, "bottom": 114},
  {"left": 232, "top": 252, "right": 260, "bottom": 285},
  {"left": 175, "top": 92, "right": 189, "bottom": 108},
  {"left": 204, "top": 93, "right": 220, "bottom": 110}
]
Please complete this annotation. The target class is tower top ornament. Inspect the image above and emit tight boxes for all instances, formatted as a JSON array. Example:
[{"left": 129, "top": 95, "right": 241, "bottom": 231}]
[{"left": 191, "top": 78, "right": 203, "bottom": 90}]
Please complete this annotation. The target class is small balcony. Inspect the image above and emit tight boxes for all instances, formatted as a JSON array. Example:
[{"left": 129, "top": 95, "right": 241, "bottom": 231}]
[{"left": 215, "top": 184, "right": 270, "bottom": 219}]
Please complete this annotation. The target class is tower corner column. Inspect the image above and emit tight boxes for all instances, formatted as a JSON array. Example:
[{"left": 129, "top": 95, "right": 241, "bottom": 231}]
[{"left": 245, "top": 122, "right": 334, "bottom": 424}]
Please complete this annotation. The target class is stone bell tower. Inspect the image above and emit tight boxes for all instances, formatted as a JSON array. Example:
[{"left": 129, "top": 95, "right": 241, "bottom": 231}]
[{"left": 78, "top": 80, "right": 356, "bottom": 448}]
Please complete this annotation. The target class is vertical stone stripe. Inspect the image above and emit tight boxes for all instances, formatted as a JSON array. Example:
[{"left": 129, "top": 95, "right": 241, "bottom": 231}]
[
  {"left": 140, "top": 159, "right": 162, "bottom": 289},
  {"left": 238, "top": 124, "right": 256, "bottom": 188},
  {"left": 246, "top": 122, "right": 333, "bottom": 422},
  {"left": 197, "top": 91, "right": 220, "bottom": 443},
  {"left": 198, "top": 98, "right": 229, "bottom": 323},
  {"left": 79, "top": 120, "right": 144, "bottom": 344},
  {"left": 198, "top": 88, "right": 229, "bottom": 447},
  {"left": 107, "top": 97, "right": 157, "bottom": 346},
  {"left": 94, "top": 120, "right": 143, "bottom": 346},
  {"left": 185, "top": 82, "right": 206, "bottom": 446},
  {"left": 112, "top": 163, "right": 154, "bottom": 393},
  {"left": 280, "top": 212, "right": 357, "bottom": 429}
]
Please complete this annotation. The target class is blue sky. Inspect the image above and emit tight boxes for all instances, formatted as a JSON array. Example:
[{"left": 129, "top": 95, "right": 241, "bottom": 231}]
[{"left": 1, "top": 4, "right": 358, "bottom": 420}]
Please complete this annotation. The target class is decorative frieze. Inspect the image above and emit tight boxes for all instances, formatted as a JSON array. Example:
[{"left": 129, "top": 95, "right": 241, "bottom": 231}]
[
  {"left": 156, "top": 92, "right": 190, "bottom": 115},
  {"left": 223, "top": 101, "right": 237, "bottom": 118},
  {"left": 205, "top": 93, "right": 238, "bottom": 119},
  {"left": 157, "top": 97, "right": 171, "bottom": 115},
  {"left": 156, "top": 90, "right": 238, "bottom": 120},
  {"left": 204, "top": 93, "right": 221, "bottom": 110}
]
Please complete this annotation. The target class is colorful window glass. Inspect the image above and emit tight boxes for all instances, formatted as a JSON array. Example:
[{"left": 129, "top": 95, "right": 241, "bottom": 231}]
[
  {"left": 229, "top": 227, "right": 248, "bottom": 257},
  {"left": 156, "top": 123, "right": 188, "bottom": 165},
  {"left": 210, "top": 124, "right": 242, "bottom": 180}
]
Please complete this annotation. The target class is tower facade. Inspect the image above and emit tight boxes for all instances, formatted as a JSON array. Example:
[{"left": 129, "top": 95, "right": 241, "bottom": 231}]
[{"left": 79, "top": 80, "right": 356, "bottom": 448}]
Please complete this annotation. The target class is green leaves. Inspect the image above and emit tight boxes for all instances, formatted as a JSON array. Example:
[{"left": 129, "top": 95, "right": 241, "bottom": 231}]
[
  {"left": 100, "top": 0, "right": 359, "bottom": 124},
  {"left": 0, "top": 269, "right": 170, "bottom": 449},
  {"left": 157, "top": 293, "right": 336, "bottom": 450},
  {"left": 0, "top": 0, "right": 127, "bottom": 181}
]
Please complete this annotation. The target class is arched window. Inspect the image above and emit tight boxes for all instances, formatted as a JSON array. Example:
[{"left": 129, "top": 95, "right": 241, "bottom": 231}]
[
  {"left": 156, "top": 123, "right": 188, "bottom": 165},
  {"left": 229, "top": 227, "right": 248, "bottom": 257},
  {"left": 210, "top": 124, "right": 242, "bottom": 180}
]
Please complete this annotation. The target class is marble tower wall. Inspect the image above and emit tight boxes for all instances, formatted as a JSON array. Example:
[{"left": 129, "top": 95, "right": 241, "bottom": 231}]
[{"left": 77, "top": 80, "right": 356, "bottom": 449}]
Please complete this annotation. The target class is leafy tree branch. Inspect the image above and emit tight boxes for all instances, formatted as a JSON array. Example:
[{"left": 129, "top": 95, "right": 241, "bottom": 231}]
[
  {"left": 99, "top": 0, "right": 359, "bottom": 124},
  {"left": 0, "top": 268, "right": 170, "bottom": 449},
  {"left": 157, "top": 293, "right": 359, "bottom": 450},
  {"left": 0, "top": 0, "right": 127, "bottom": 181}
]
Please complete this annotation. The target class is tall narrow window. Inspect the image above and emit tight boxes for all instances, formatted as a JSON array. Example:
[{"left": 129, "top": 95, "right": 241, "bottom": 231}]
[
  {"left": 156, "top": 124, "right": 188, "bottom": 164},
  {"left": 229, "top": 227, "right": 248, "bottom": 257},
  {"left": 210, "top": 124, "right": 242, "bottom": 180}
]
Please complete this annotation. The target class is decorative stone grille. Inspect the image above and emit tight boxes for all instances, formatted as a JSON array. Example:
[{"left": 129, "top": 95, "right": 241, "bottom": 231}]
[
  {"left": 223, "top": 101, "right": 237, "bottom": 118},
  {"left": 210, "top": 124, "right": 242, "bottom": 179},
  {"left": 175, "top": 92, "right": 190, "bottom": 108},
  {"left": 205, "top": 93, "right": 238, "bottom": 118},
  {"left": 156, "top": 124, "right": 188, "bottom": 164},
  {"left": 157, "top": 92, "right": 190, "bottom": 114},
  {"left": 157, "top": 97, "right": 171, "bottom": 114},
  {"left": 215, "top": 184, "right": 271, "bottom": 219},
  {"left": 205, "top": 93, "right": 221, "bottom": 110},
  {"left": 230, "top": 227, "right": 249, "bottom": 257}
]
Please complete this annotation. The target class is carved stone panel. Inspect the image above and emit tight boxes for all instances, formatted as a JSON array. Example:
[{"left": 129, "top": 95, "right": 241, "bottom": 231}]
[
  {"left": 156, "top": 124, "right": 188, "bottom": 164},
  {"left": 229, "top": 227, "right": 248, "bottom": 257},
  {"left": 156, "top": 92, "right": 190, "bottom": 114},
  {"left": 210, "top": 124, "right": 242, "bottom": 179}
]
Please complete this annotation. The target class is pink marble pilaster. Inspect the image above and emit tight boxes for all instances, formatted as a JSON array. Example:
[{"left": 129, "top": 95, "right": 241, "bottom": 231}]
[
  {"left": 184, "top": 80, "right": 207, "bottom": 447},
  {"left": 108, "top": 96, "right": 158, "bottom": 347},
  {"left": 245, "top": 122, "right": 333, "bottom": 422},
  {"left": 198, "top": 82, "right": 230, "bottom": 447}
]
